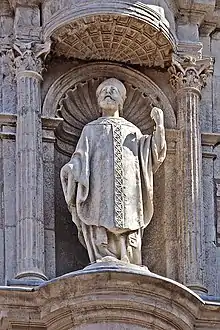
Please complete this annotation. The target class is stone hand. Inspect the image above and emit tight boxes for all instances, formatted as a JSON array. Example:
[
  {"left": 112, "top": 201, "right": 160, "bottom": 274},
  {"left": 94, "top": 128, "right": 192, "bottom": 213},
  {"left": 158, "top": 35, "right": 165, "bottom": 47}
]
[
  {"left": 150, "top": 107, "right": 164, "bottom": 126},
  {"left": 60, "top": 164, "right": 72, "bottom": 194},
  {"left": 60, "top": 163, "right": 76, "bottom": 206},
  {"left": 61, "top": 163, "right": 72, "bottom": 179}
]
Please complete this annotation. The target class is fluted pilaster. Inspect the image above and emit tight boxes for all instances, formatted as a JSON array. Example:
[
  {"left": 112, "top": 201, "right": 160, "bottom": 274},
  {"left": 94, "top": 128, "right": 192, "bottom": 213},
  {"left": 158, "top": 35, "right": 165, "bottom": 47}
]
[
  {"left": 169, "top": 56, "right": 213, "bottom": 294},
  {"left": 15, "top": 42, "right": 50, "bottom": 281}
]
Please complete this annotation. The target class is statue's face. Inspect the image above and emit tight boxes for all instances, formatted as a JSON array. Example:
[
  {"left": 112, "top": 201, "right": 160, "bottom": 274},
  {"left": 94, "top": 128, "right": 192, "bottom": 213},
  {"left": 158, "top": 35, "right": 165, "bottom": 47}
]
[{"left": 97, "top": 84, "right": 123, "bottom": 114}]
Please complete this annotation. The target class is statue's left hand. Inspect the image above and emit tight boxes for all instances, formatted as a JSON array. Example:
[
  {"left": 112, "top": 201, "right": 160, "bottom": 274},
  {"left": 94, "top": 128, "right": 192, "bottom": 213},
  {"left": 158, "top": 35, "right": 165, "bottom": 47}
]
[
  {"left": 150, "top": 107, "right": 164, "bottom": 127},
  {"left": 60, "top": 164, "right": 74, "bottom": 202}
]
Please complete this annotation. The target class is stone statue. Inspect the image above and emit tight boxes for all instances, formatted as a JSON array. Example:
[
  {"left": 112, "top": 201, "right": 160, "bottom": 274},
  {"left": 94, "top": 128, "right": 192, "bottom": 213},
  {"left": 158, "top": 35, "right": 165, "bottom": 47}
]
[{"left": 60, "top": 78, "right": 166, "bottom": 265}]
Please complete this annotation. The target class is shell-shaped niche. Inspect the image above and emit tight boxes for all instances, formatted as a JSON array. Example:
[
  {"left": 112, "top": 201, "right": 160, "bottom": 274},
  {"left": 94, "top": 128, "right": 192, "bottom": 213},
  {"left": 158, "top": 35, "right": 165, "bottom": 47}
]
[
  {"left": 56, "top": 78, "right": 162, "bottom": 156},
  {"left": 52, "top": 14, "right": 173, "bottom": 68}
]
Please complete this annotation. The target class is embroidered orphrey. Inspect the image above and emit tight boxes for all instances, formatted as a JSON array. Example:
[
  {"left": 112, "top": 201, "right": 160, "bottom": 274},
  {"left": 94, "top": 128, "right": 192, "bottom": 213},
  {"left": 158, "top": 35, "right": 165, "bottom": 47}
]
[
  {"left": 112, "top": 122, "right": 124, "bottom": 228},
  {"left": 100, "top": 118, "right": 125, "bottom": 227}
]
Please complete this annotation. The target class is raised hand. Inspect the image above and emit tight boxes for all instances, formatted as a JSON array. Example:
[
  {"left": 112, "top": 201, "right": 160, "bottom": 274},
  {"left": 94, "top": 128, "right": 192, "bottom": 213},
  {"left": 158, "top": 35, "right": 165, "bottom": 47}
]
[{"left": 150, "top": 107, "right": 164, "bottom": 127}]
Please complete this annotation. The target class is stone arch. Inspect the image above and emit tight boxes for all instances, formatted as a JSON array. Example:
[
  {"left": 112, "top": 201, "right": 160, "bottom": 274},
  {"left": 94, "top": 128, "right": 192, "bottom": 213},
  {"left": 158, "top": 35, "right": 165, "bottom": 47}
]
[
  {"left": 42, "top": 61, "right": 176, "bottom": 156},
  {"left": 42, "top": 1, "right": 177, "bottom": 68},
  {"left": 42, "top": 0, "right": 177, "bottom": 40}
]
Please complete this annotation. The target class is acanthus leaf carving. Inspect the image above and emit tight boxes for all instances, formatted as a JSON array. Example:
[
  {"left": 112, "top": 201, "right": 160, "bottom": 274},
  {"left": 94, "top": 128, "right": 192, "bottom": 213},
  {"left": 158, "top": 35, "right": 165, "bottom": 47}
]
[
  {"left": 14, "top": 39, "right": 51, "bottom": 74},
  {"left": 168, "top": 55, "right": 214, "bottom": 93}
]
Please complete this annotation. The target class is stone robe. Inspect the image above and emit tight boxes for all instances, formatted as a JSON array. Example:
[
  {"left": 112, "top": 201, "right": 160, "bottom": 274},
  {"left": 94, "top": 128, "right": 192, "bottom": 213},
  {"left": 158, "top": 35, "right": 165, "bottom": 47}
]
[{"left": 62, "top": 117, "right": 166, "bottom": 261}]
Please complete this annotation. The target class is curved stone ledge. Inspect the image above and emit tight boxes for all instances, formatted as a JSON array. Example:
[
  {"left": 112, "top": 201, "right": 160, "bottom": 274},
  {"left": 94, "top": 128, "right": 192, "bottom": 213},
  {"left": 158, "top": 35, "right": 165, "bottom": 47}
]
[
  {"left": 1, "top": 261, "right": 220, "bottom": 329},
  {"left": 0, "top": 262, "right": 203, "bottom": 330}
]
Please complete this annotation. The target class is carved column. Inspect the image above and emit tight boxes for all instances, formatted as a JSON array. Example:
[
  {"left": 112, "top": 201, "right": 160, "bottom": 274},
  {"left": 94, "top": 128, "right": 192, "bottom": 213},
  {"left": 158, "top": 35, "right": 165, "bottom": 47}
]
[
  {"left": 169, "top": 56, "right": 213, "bottom": 294},
  {"left": 0, "top": 2, "right": 17, "bottom": 285},
  {"left": 14, "top": 42, "right": 50, "bottom": 282}
]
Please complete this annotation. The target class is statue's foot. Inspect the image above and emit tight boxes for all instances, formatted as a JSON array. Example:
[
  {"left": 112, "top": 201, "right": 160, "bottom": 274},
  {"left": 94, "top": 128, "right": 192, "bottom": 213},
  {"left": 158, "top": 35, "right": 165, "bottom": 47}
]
[
  {"left": 121, "top": 255, "right": 130, "bottom": 263},
  {"left": 96, "top": 255, "right": 131, "bottom": 264},
  {"left": 96, "top": 256, "right": 119, "bottom": 263}
]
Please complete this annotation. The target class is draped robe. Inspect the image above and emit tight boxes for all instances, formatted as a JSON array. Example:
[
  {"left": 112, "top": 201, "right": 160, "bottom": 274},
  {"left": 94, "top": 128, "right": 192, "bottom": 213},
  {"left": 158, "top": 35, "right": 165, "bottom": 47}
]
[{"left": 62, "top": 116, "right": 166, "bottom": 263}]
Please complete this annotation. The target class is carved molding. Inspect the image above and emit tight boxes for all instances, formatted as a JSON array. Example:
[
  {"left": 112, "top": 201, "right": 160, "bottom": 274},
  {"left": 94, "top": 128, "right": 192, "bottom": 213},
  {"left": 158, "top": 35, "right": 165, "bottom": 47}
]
[
  {"left": 176, "top": 41, "right": 203, "bottom": 60},
  {"left": 168, "top": 55, "right": 214, "bottom": 94},
  {"left": 0, "top": 270, "right": 205, "bottom": 330},
  {"left": 202, "top": 132, "right": 220, "bottom": 147},
  {"left": 0, "top": 261, "right": 219, "bottom": 329}
]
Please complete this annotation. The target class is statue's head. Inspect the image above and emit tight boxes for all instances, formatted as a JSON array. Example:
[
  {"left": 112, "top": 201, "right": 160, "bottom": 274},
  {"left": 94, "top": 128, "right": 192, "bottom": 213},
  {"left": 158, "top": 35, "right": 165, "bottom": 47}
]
[{"left": 96, "top": 78, "right": 126, "bottom": 116}]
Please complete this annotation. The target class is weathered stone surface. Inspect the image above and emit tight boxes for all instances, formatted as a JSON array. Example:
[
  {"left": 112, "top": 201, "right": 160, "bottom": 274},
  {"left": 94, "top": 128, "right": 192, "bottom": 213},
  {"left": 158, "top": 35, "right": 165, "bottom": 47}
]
[
  {"left": 168, "top": 55, "right": 213, "bottom": 294},
  {"left": 52, "top": 14, "right": 173, "bottom": 68},
  {"left": 0, "top": 265, "right": 219, "bottom": 329},
  {"left": 14, "top": 42, "right": 51, "bottom": 281},
  {"left": 0, "top": 1, "right": 220, "bottom": 328},
  {"left": 43, "top": 62, "right": 176, "bottom": 156},
  {"left": 43, "top": 1, "right": 176, "bottom": 66},
  {"left": 60, "top": 78, "right": 166, "bottom": 265}
]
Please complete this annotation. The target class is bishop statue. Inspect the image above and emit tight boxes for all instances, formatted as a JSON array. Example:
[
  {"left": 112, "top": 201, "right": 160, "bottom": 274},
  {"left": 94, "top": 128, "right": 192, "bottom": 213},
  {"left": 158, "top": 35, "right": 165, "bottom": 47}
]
[{"left": 60, "top": 78, "right": 166, "bottom": 265}]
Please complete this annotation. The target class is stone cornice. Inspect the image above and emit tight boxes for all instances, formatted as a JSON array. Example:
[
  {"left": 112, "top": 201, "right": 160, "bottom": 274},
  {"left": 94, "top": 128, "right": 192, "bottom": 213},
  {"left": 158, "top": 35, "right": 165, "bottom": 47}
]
[
  {"left": 199, "top": 21, "right": 217, "bottom": 37},
  {"left": 0, "top": 114, "right": 62, "bottom": 142},
  {"left": 201, "top": 132, "right": 220, "bottom": 147}
]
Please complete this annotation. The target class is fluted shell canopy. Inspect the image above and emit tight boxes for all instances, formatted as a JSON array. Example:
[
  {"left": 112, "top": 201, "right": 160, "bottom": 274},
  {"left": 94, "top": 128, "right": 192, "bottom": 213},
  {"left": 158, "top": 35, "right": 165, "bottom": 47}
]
[{"left": 56, "top": 78, "right": 162, "bottom": 156}]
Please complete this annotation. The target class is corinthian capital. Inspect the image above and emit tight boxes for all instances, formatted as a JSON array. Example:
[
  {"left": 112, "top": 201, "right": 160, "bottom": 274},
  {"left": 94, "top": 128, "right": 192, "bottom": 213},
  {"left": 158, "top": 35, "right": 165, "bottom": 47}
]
[
  {"left": 168, "top": 55, "right": 213, "bottom": 93},
  {"left": 14, "top": 40, "right": 51, "bottom": 74}
]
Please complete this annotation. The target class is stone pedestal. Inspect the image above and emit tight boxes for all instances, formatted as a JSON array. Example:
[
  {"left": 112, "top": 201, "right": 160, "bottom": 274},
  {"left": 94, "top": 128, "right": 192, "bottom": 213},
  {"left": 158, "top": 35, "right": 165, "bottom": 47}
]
[{"left": 169, "top": 56, "right": 213, "bottom": 294}]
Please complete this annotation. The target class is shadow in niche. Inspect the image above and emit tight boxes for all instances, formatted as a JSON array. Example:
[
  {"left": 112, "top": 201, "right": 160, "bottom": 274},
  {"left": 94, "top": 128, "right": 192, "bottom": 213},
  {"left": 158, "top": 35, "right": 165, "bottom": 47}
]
[
  {"left": 55, "top": 149, "right": 89, "bottom": 277},
  {"left": 142, "top": 162, "right": 167, "bottom": 277}
]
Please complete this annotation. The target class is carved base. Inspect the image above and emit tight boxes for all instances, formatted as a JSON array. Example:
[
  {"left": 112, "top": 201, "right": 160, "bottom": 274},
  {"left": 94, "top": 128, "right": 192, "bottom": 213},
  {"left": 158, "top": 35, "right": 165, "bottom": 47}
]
[
  {"left": 14, "top": 270, "right": 48, "bottom": 281},
  {"left": 83, "top": 257, "right": 151, "bottom": 274},
  {"left": 186, "top": 284, "right": 208, "bottom": 295}
]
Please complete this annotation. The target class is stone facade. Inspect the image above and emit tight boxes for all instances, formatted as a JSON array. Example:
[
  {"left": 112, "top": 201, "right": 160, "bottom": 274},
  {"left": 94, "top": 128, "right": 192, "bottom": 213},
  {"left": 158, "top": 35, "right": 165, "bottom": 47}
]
[{"left": 1, "top": 0, "right": 220, "bottom": 329}]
